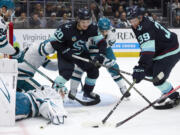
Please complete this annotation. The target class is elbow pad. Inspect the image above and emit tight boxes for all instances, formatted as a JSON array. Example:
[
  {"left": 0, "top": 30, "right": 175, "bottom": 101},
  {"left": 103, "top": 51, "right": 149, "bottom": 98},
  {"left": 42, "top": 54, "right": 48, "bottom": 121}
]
[{"left": 39, "top": 40, "right": 55, "bottom": 56}]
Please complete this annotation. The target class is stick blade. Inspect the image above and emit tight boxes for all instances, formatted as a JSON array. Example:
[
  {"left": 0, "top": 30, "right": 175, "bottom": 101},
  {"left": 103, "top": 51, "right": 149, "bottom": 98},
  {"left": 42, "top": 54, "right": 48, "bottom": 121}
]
[{"left": 81, "top": 121, "right": 115, "bottom": 128}]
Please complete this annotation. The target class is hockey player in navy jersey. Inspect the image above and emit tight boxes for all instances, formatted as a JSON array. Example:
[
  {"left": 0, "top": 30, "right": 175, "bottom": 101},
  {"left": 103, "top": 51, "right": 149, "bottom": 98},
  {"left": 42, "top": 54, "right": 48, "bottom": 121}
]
[
  {"left": 69, "top": 17, "right": 131, "bottom": 100},
  {"left": 127, "top": 6, "right": 180, "bottom": 109},
  {"left": 45, "top": 8, "right": 108, "bottom": 105}
]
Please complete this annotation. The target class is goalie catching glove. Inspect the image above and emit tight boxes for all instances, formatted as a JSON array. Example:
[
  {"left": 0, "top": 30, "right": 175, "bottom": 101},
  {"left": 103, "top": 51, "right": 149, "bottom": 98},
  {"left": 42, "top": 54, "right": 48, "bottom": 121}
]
[{"left": 11, "top": 47, "right": 28, "bottom": 63}]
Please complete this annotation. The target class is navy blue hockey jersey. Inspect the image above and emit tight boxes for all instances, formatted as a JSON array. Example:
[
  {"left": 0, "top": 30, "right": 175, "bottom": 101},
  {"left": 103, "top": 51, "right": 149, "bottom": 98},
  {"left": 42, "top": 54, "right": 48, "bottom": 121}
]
[
  {"left": 50, "top": 21, "right": 106, "bottom": 59},
  {"left": 132, "top": 17, "right": 180, "bottom": 69}
]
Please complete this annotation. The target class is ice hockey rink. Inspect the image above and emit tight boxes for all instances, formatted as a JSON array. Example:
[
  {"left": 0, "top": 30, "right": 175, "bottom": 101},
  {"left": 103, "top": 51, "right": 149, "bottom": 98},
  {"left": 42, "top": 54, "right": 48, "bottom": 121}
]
[{"left": 0, "top": 57, "right": 180, "bottom": 135}]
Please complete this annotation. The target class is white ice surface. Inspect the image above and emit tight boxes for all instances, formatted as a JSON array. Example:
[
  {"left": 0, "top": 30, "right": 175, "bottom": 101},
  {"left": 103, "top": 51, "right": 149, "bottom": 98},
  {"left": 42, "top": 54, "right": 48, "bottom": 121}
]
[{"left": 0, "top": 58, "right": 180, "bottom": 135}]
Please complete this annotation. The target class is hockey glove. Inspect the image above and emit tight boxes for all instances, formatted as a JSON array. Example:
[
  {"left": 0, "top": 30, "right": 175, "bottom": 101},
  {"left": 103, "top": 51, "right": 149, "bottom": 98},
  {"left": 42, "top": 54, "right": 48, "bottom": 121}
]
[
  {"left": 62, "top": 48, "right": 79, "bottom": 61},
  {"left": 92, "top": 54, "right": 105, "bottom": 68},
  {"left": 103, "top": 57, "right": 116, "bottom": 67},
  {"left": 53, "top": 76, "right": 68, "bottom": 96},
  {"left": 39, "top": 99, "right": 67, "bottom": 125},
  {"left": 11, "top": 47, "right": 28, "bottom": 63},
  {"left": 132, "top": 66, "right": 146, "bottom": 83},
  {"left": 27, "top": 85, "right": 67, "bottom": 121}
]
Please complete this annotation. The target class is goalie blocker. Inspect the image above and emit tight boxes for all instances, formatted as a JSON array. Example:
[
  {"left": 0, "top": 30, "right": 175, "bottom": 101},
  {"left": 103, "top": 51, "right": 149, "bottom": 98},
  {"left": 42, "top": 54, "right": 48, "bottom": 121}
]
[{"left": 0, "top": 59, "right": 18, "bottom": 126}]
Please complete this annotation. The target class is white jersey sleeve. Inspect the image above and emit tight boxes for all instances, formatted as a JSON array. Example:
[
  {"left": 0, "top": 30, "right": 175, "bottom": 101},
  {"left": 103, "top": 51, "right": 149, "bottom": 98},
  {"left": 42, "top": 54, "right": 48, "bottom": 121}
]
[
  {"left": 0, "top": 16, "right": 16, "bottom": 55},
  {"left": 18, "top": 38, "right": 56, "bottom": 76},
  {"left": 106, "top": 27, "right": 116, "bottom": 47},
  {"left": 18, "top": 43, "right": 47, "bottom": 76}
]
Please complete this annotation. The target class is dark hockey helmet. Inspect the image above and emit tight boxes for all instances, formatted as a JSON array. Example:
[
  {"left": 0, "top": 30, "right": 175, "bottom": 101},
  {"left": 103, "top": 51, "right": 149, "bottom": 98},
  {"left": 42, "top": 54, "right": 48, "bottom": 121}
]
[
  {"left": 126, "top": 6, "right": 144, "bottom": 20},
  {"left": 77, "top": 8, "right": 92, "bottom": 20}
]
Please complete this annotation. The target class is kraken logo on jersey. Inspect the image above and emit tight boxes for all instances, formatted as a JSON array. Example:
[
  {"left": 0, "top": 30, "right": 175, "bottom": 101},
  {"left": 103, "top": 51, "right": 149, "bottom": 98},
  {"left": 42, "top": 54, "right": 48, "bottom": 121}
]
[{"left": 73, "top": 40, "right": 87, "bottom": 55}]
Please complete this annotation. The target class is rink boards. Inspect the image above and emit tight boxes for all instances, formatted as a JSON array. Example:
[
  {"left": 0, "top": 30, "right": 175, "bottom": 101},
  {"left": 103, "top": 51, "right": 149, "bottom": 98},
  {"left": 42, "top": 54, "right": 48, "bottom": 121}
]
[{"left": 13, "top": 28, "right": 180, "bottom": 58}]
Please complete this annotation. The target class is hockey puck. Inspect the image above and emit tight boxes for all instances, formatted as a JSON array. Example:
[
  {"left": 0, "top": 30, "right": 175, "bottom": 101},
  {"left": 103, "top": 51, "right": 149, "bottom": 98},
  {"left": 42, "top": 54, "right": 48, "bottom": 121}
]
[
  {"left": 40, "top": 126, "right": 44, "bottom": 129},
  {"left": 92, "top": 125, "right": 99, "bottom": 128}
]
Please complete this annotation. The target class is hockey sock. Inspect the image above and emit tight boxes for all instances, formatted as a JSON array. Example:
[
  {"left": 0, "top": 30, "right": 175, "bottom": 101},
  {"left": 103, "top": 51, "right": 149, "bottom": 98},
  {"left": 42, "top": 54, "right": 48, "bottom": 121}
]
[
  {"left": 156, "top": 81, "right": 180, "bottom": 103},
  {"left": 107, "top": 64, "right": 126, "bottom": 89},
  {"left": 156, "top": 81, "right": 173, "bottom": 95},
  {"left": 83, "top": 77, "right": 99, "bottom": 98}
]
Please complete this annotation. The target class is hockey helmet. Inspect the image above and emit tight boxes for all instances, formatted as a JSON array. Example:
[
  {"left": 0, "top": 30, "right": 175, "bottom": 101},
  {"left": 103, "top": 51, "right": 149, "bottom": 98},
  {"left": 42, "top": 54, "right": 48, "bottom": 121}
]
[
  {"left": 0, "top": 16, "right": 7, "bottom": 36},
  {"left": 126, "top": 6, "right": 144, "bottom": 20},
  {"left": 77, "top": 8, "right": 92, "bottom": 20},
  {"left": 98, "top": 17, "right": 111, "bottom": 31}
]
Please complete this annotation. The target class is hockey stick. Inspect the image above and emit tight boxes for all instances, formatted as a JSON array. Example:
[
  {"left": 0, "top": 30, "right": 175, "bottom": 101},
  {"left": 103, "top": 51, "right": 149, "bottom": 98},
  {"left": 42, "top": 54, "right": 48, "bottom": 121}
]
[
  {"left": 115, "top": 70, "right": 153, "bottom": 105},
  {"left": 82, "top": 80, "right": 136, "bottom": 128},
  {"left": 101, "top": 80, "right": 136, "bottom": 125},
  {"left": 115, "top": 85, "right": 180, "bottom": 127},
  {"left": 83, "top": 72, "right": 164, "bottom": 127},
  {"left": 23, "top": 60, "right": 97, "bottom": 106},
  {"left": 72, "top": 55, "right": 154, "bottom": 83},
  {"left": 24, "top": 59, "right": 55, "bottom": 84},
  {"left": 111, "top": 69, "right": 163, "bottom": 84},
  {"left": 72, "top": 55, "right": 163, "bottom": 105},
  {"left": 72, "top": 55, "right": 165, "bottom": 127}
]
